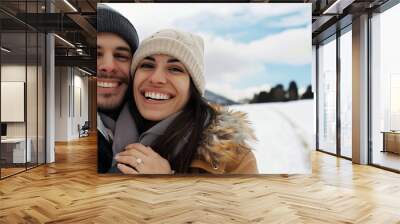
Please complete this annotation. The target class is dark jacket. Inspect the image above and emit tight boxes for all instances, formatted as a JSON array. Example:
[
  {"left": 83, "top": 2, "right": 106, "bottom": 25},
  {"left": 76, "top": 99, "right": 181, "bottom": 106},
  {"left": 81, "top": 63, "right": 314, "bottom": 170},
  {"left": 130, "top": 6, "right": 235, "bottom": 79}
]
[
  {"left": 97, "top": 102, "right": 138, "bottom": 173},
  {"left": 97, "top": 130, "right": 113, "bottom": 173}
]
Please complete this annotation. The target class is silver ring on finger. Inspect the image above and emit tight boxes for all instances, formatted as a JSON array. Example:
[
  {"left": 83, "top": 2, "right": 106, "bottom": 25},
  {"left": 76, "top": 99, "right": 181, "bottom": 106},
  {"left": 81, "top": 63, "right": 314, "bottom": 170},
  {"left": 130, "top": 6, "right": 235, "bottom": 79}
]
[{"left": 136, "top": 157, "right": 143, "bottom": 165}]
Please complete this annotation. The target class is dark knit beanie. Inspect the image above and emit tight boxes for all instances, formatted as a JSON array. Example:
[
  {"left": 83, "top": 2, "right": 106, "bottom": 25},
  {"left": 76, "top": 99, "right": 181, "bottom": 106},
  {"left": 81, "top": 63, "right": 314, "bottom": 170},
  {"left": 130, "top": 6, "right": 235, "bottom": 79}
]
[{"left": 97, "top": 4, "right": 139, "bottom": 53}]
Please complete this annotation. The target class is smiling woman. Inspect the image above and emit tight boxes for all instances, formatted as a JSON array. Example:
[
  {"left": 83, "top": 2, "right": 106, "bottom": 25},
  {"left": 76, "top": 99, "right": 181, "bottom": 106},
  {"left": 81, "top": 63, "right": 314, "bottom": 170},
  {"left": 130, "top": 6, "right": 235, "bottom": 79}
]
[
  {"left": 133, "top": 54, "right": 191, "bottom": 121},
  {"left": 108, "top": 29, "right": 259, "bottom": 174}
]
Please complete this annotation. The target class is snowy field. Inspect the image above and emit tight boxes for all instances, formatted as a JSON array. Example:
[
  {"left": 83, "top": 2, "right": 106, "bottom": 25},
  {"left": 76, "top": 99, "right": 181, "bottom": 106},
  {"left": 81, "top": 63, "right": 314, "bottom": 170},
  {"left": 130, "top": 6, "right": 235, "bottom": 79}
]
[{"left": 229, "top": 99, "right": 314, "bottom": 174}]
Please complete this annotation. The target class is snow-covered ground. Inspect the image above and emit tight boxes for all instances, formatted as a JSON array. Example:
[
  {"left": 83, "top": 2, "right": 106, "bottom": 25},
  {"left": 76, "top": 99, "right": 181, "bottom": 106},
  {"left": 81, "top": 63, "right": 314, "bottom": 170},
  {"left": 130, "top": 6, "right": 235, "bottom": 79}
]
[{"left": 229, "top": 99, "right": 314, "bottom": 174}]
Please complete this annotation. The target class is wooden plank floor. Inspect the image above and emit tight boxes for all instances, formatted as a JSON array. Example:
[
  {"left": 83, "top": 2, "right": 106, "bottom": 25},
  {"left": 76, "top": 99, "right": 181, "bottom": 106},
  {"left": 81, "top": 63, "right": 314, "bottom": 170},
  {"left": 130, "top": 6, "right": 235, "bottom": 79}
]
[
  {"left": 1, "top": 135, "right": 400, "bottom": 224},
  {"left": 0, "top": 167, "right": 26, "bottom": 178}
]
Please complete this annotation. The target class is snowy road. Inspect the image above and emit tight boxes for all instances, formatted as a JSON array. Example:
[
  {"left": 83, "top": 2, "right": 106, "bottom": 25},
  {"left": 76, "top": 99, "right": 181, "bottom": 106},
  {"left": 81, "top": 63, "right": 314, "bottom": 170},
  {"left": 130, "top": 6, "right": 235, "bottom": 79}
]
[{"left": 230, "top": 100, "right": 313, "bottom": 174}]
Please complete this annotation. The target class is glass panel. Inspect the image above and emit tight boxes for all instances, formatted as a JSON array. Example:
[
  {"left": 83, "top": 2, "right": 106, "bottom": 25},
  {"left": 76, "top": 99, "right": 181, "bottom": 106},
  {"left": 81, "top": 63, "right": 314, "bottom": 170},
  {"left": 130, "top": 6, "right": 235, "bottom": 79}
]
[
  {"left": 340, "top": 29, "right": 352, "bottom": 158},
  {"left": 27, "top": 31, "right": 38, "bottom": 169},
  {"left": 371, "top": 4, "right": 400, "bottom": 171},
  {"left": 1, "top": 1, "right": 46, "bottom": 178},
  {"left": 312, "top": 45, "right": 317, "bottom": 150},
  {"left": 26, "top": 0, "right": 38, "bottom": 169},
  {"left": 390, "top": 74, "right": 400, "bottom": 130},
  {"left": 1, "top": 31, "right": 27, "bottom": 177},
  {"left": 318, "top": 37, "right": 337, "bottom": 154},
  {"left": 38, "top": 32, "right": 45, "bottom": 165}
]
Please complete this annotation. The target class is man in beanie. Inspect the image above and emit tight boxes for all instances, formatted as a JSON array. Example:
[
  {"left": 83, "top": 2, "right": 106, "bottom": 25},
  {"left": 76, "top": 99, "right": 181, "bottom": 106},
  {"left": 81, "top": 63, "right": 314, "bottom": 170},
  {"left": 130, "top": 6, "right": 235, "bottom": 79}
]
[{"left": 97, "top": 4, "right": 139, "bottom": 173}]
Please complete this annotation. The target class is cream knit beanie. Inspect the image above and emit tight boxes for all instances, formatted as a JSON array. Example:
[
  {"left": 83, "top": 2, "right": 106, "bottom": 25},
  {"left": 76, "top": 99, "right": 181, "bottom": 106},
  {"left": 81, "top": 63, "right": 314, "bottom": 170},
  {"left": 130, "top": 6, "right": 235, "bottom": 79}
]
[{"left": 131, "top": 29, "right": 205, "bottom": 95}]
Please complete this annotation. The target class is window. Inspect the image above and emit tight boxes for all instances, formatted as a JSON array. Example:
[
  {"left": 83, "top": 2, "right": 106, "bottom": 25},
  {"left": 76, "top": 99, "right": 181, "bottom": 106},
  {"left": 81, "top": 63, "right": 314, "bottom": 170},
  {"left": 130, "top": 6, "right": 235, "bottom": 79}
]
[
  {"left": 370, "top": 3, "right": 400, "bottom": 171},
  {"left": 317, "top": 36, "right": 337, "bottom": 154},
  {"left": 339, "top": 28, "right": 352, "bottom": 158}
]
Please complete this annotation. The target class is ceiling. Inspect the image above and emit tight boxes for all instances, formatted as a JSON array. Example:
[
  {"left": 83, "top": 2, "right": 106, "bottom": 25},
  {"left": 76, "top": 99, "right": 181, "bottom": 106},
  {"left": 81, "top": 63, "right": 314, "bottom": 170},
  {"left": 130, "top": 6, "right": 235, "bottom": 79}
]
[
  {"left": 0, "top": 0, "right": 393, "bottom": 74},
  {"left": 0, "top": 0, "right": 98, "bottom": 73},
  {"left": 309, "top": 0, "right": 391, "bottom": 44}
]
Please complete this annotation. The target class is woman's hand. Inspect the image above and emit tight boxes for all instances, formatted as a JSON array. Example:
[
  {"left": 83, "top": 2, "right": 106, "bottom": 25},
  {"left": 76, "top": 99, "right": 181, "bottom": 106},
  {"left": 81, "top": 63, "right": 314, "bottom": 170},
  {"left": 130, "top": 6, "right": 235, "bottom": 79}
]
[{"left": 115, "top": 143, "right": 172, "bottom": 174}]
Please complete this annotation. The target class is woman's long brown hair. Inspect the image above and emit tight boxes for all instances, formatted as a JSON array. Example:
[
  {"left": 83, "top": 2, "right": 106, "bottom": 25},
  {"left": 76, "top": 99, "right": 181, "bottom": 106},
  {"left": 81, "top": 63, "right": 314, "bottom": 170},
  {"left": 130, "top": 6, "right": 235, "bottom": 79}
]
[{"left": 129, "top": 81, "right": 216, "bottom": 173}]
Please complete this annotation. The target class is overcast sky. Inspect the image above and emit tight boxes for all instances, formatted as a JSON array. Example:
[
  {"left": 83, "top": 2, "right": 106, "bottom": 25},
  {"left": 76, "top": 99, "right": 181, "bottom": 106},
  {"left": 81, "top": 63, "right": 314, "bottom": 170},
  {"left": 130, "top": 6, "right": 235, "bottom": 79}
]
[{"left": 104, "top": 3, "right": 312, "bottom": 101}]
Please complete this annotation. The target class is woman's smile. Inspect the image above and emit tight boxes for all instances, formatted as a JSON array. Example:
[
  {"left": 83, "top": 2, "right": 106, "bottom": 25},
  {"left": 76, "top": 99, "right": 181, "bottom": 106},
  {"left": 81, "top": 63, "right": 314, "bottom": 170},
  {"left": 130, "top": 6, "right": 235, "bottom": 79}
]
[
  {"left": 133, "top": 54, "right": 190, "bottom": 121},
  {"left": 139, "top": 87, "right": 175, "bottom": 102},
  {"left": 139, "top": 89, "right": 174, "bottom": 104}
]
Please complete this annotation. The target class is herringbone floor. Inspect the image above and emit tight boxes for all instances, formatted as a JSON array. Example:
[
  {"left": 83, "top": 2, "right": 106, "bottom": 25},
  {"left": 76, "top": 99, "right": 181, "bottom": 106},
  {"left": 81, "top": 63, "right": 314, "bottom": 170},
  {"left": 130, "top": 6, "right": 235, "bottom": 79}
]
[{"left": 1, "top": 135, "right": 400, "bottom": 224}]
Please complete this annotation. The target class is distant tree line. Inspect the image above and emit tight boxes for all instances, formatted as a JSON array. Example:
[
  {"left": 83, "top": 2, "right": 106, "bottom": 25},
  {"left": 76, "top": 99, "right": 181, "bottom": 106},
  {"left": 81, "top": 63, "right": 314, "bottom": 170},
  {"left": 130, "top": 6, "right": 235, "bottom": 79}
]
[{"left": 249, "top": 81, "right": 313, "bottom": 104}]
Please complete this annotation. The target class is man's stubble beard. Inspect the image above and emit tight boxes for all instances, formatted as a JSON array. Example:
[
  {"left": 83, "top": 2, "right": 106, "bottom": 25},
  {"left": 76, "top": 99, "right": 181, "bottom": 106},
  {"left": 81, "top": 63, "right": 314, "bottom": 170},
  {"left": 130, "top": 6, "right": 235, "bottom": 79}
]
[{"left": 97, "top": 71, "right": 130, "bottom": 113}]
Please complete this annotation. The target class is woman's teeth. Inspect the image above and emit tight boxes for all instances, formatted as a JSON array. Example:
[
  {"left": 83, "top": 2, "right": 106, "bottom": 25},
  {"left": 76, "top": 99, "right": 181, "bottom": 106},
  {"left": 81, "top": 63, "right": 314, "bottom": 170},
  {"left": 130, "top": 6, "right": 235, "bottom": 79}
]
[
  {"left": 144, "top": 92, "right": 170, "bottom": 100},
  {"left": 97, "top": 82, "right": 118, "bottom": 88}
]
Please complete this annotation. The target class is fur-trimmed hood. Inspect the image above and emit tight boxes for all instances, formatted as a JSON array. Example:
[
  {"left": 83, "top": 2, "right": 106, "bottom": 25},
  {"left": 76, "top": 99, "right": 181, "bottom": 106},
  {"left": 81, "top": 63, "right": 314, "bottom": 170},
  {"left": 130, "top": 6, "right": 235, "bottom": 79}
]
[{"left": 195, "top": 105, "right": 257, "bottom": 170}]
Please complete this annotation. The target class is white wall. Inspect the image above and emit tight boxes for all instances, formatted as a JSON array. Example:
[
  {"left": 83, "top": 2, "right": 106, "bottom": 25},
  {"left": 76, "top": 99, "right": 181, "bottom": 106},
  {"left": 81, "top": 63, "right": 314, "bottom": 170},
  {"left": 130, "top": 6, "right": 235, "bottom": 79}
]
[
  {"left": 55, "top": 66, "right": 69, "bottom": 141},
  {"left": 1, "top": 65, "right": 26, "bottom": 140},
  {"left": 1, "top": 65, "right": 30, "bottom": 138},
  {"left": 54, "top": 67, "right": 89, "bottom": 141}
]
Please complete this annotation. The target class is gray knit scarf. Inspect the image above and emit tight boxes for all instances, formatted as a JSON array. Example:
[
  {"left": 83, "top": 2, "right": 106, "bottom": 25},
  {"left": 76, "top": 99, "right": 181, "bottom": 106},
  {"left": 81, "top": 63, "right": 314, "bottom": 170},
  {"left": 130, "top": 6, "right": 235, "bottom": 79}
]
[{"left": 98, "top": 102, "right": 188, "bottom": 173}]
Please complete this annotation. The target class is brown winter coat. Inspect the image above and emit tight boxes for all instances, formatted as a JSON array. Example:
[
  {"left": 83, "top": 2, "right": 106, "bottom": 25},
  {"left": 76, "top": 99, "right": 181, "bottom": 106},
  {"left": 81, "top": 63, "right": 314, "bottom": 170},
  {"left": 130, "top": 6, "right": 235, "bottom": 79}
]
[{"left": 190, "top": 106, "right": 259, "bottom": 174}]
